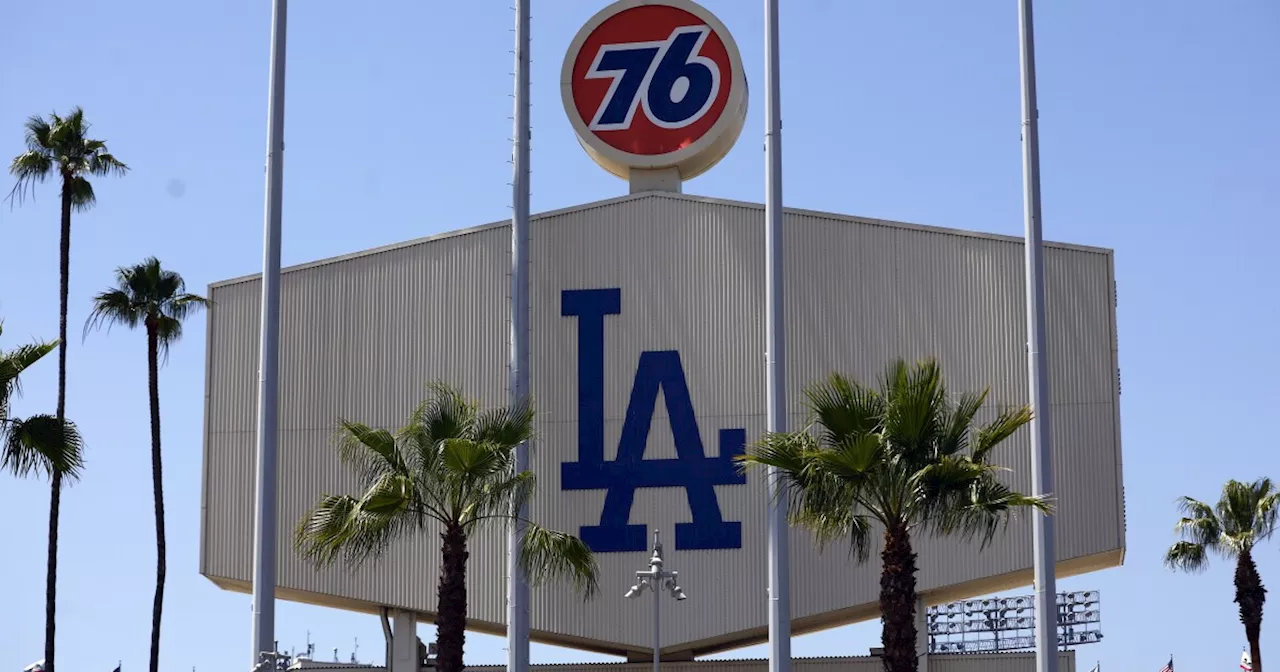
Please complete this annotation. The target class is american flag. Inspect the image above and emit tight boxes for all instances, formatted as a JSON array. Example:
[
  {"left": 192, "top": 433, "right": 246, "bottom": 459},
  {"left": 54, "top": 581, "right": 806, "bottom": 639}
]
[{"left": 1159, "top": 656, "right": 1173, "bottom": 672}]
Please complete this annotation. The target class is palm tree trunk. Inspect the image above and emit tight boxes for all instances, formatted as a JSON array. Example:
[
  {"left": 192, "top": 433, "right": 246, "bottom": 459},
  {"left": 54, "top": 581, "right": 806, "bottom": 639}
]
[
  {"left": 434, "top": 524, "right": 469, "bottom": 672},
  {"left": 44, "top": 180, "right": 73, "bottom": 672},
  {"left": 146, "top": 321, "right": 166, "bottom": 672},
  {"left": 1235, "top": 551, "right": 1266, "bottom": 672},
  {"left": 879, "top": 521, "right": 919, "bottom": 672}
]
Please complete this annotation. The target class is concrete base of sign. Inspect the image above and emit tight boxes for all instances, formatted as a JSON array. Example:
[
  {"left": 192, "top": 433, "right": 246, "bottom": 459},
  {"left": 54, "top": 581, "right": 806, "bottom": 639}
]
[
  {"left": 389, "top": 609, "right": 421, "bottom": 672},
  {"left": 629, "top": 167, "right": 682, "bottom": 194}
]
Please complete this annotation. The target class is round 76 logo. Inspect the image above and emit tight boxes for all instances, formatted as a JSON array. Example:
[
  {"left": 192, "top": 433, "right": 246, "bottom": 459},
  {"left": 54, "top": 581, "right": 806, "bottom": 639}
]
[{"left": 562, "top": 0, "right": 748, "bottom": 180}]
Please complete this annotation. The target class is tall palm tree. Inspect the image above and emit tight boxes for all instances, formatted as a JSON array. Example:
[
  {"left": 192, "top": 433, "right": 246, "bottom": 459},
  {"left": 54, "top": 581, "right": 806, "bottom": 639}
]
[
  {"left": 9, "top": 107, "right": 127, "bottom": 672},
  {"left": 1166, "top": 478, "right": 1277, "bottom": 672},
  {"left": 738, "top": 358, "right": 1050, "bottom": 672},
  {"left": 296, "top": 383, "right": 599, "bottom": 672},
  {"left": 85, "top": 258, "right": 206, "bottom": 672}
]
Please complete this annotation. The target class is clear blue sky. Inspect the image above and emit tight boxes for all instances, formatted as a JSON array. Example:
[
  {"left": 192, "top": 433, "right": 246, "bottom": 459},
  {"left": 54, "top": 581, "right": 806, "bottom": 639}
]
[{"left": 2, "top": 0, "right": 1277, "bottom": 670}]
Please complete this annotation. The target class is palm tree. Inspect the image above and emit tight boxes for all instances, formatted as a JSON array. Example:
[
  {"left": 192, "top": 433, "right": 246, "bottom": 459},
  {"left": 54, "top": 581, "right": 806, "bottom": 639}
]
[
  {"left": 738, "top": 358, "right": 1050, "bottom": 672},
  {"left": 1166, "top": 479, "right": 1277, "bottom": 672},
  {"left": 296, "top": 383, "right": 599, "bottom": 672},
  {"left": 85, "top": 258, "right": 206, "bottom": 672},
  {"left": 9, "top": 107, "right": 127, "bottom": 672},
  {"left": 1, "top": 320, "right": 85, "bottom": 514}
]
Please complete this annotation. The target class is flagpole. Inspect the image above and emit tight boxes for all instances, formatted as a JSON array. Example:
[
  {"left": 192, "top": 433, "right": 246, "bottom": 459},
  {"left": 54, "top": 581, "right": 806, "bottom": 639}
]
[
  {"left": 250, "top": 0, "right": 287, "bottom": 667},
  {"left": 763, "top": 2, "right": 792, "bottom": 672},
  {"left": 506, "top": 2, "right": 532, "bottom": 672},
  {"left": 1016, "top": 0, "right": 1057, "bottom": 671}
]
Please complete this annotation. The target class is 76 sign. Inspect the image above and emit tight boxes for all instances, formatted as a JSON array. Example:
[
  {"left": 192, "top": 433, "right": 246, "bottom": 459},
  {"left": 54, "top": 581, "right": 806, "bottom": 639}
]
[{"left": 562, "top": 0, "right": 747, "bottom": 180}]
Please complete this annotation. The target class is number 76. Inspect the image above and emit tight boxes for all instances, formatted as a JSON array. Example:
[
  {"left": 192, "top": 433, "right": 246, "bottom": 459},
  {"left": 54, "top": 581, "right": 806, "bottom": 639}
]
[{"left": 586, "top": 26, "right": 722, "bottom": 132}]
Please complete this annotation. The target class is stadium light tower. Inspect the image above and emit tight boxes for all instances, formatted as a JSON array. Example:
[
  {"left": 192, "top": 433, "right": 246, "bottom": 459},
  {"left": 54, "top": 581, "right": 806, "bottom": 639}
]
[{"left": 625, "top": 530, "right": 687, "bottom": 672}]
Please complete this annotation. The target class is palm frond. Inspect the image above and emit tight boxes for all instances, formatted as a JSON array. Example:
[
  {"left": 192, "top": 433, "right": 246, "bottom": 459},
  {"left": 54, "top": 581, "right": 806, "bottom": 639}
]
[
  {"left": 1172, "top": 495, "right": 1223, "bottom": 549},
  {"left": 335, "top": 421, "right": 407, "bottom": 482},
  {"left": 1164, "top": 540, "right": 1210, "bottom": 573},
  {"left": 748, "top": 431, "right": 884, "bottom": 553},
  {"left": 517, "top": 524, "right": 599, "bottom": 600},
  {"left": 295, "top": 495, "right": 360, "bottom": 566},
  {"left": 1218, "top": 480, "right": 1257, "bottom": 539},
  {"left": 791, "top": 498, "right": 875, "bottom": 562},
  {"left": 879, "top": 358, "right": 947, "bottom": 465},
  {"left": 88, "top": 151, "right": 128, "bottom": 177},
  {"left": 474, "top": 396, "right": 534, "bottom": 449},
  {"left": 439, "top": 439, "right": 510, "bottom": 481},
  {"left": 154, "top": 316, "right": 183, "bottom": 361},
  {"left": 295, "top": 490, "right": 416, "bottom": 568},
  {"left": 938, "top": 389, "right": 986, "bottom": 457},
  {"left": 972, "top": 405, "right": 1033, "bottom": 463},
  {"left": 926, "top": 472, "right": 1051, "bottom": 548},
  {"left": 462, "top": 470, "right": 537, "bottom": 532},
  {"left": 65, "top": 175, "right": 96, "bottom": 211},
  {"left": 737, "top": 430, "right": 815, "bottom": 480},
  {"left": 0, "top": 333, "right": 58, "bottom": 411},
  {"left": 357, "top": 472, "right": 418, "bottom": 518},
  {"left": 7, "top": 150, "right": 53, "bottom": 206},
  {"left": 84, "top": 288, "right": 141, "bottom": 340},
  {"left": 418, "top": 382, "right": 477, "bottom": 445},
  {"left": 64, "top": 107, "right": 86, "bottom": 135},
  {"left": 2, "top": 414, "right": 85, "bottom": 480},
  {"left": 1176, "top": 495, "right": 1217, "bottom": 522},
  {"left": 166, "top": 293, "right": 209, "bottom": 323},
  {"left": 1253, "top": 488, "right": 1279, "bottom": 542},
  {"left": 23, "top": 114, "right": 53, "bottom": 152},
  {"left": 812, "top": 434, "right": 882, "bottom": 483},
  {"left": 804, "top": 373, "right": 882, "bottom": 447}
]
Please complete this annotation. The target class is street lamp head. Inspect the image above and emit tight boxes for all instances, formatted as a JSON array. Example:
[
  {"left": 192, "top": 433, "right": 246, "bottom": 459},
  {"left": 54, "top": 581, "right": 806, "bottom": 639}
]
[
  {"left": 673, "top": 588, "right": 687, "bottom": 601},
  {"left": 624, "top": 585, "right": 642, "bottom": 599}
]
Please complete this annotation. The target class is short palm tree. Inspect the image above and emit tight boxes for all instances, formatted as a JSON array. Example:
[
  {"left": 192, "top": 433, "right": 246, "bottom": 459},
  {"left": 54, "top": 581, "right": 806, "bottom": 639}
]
[
  {"left": 9, "top": 107, "right": 127, "bottom": 672},
  {"left": 296, "top": 384, "right": 599, "bottom": 672},
  {"left": 1166, "top": 478, "right": 1277, "bottom": 672},
  {"left": 739, "top": 358, "right": 1050, "bottom": 672},
  {"left": 86, "top": 258, "right": 207, "bottom": 672},
  {"left": 1, "top": 322, "right": 84, "bottom": 479}
]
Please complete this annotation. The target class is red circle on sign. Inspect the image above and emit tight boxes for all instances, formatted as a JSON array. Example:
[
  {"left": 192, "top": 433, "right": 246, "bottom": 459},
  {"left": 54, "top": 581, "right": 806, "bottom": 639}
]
[{"left": 570, "top": 4, "right": 734, "bottom": 158}]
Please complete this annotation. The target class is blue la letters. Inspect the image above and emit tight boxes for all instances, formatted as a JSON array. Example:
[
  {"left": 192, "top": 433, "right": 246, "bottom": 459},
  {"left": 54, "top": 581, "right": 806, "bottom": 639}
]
[{"left": 560, "top": 288, "right": 745, "bottom": 552}]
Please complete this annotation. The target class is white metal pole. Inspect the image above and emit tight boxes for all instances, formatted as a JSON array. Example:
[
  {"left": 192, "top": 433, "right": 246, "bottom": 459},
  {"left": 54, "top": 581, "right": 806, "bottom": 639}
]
[
  {"left": 1016, "top": 1, "right": 1057, "bottom": 671},
  {"left": 653, "top": 577, "right": 660, "bottom": 672},
  {"left": 763, "top": 2, "right": 792, "bottom": 672},
  {"left": 507, "top": 1, "right": 532, "bottom": 672},
  {"left": 250, "top": 0, "right": 287, "bottom": 666}
]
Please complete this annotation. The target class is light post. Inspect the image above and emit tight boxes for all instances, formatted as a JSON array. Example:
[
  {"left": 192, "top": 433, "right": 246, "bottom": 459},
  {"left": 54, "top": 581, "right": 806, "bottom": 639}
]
[{"left": 625, "top": 530, "right": 687, "bottom": 672}]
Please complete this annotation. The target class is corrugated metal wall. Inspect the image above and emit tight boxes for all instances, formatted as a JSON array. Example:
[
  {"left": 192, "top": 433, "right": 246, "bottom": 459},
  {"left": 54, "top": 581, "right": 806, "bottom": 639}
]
[{"left": 203, "top": 192, "right": 1123, "bottom": 656}]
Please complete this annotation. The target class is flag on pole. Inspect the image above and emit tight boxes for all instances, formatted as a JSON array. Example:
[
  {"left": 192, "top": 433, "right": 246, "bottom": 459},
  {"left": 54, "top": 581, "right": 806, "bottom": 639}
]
[
  {"left": 1088, "top": 664, "right": 1100, "bottom": 672},
  {"left": 1159, "top": 656, "right": 1173, "bottom": 672},
  {"left": 1242, "top": 647, "right": 1253, "bottom": 671}
]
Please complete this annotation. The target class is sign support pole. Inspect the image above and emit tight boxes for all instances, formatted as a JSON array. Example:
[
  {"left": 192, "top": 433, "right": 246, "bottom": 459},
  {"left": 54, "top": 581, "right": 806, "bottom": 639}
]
[
  {"left": 507, "top": 1, "right": 532, "bottom": 672},
  {"left": 1016, "top": 1, "right": 1058, "bottom": 671},
  {"left": 250, "top": 0, "right": 286, "bottom": 666},
  {"left": 764, "top": 2, "right": 792, "bottom": 672}
]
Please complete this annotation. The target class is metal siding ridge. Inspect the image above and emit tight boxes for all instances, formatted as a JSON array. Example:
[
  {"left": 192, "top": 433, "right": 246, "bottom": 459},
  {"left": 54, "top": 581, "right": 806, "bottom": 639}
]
[{"left": 208, "top": 194, "right": 1113, "bottom": 291}]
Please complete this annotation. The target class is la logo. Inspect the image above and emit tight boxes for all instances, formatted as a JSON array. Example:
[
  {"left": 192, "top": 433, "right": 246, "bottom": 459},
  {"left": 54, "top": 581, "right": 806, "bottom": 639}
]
[{"left": 560, "top": 288, "right": 746, "bottom": 552}]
